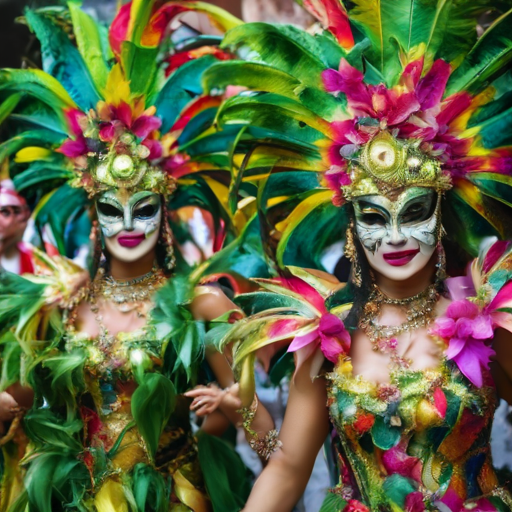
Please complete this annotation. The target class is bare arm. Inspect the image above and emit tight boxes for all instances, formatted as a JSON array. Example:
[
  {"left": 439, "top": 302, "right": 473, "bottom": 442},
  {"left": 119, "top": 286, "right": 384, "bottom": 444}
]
[
  {"left": 243, "top": 356, "right": 330, "bottom": 512},
  {"left": 189, "top": 285, "right": 275, "bottom": 437}
]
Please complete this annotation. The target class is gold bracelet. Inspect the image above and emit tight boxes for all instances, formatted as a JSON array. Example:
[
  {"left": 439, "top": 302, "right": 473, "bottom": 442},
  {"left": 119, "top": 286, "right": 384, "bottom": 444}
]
[{"left": 237, "top": 395, "right": 282, "bottom": 460}]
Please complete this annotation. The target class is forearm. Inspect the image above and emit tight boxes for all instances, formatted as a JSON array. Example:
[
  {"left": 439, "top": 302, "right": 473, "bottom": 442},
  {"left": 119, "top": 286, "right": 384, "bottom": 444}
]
[{"left": 243, "top": 453, "right": 311, "bottom": 512}]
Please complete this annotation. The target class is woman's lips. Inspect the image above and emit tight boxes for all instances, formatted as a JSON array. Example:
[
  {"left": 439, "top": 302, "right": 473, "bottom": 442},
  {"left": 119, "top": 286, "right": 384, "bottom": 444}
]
[
  {"left": 383, "top": 249, "right": 420, "bottom": 266},
  {"left": 117, "top": 234, "right": 146, "bottom": 248}
]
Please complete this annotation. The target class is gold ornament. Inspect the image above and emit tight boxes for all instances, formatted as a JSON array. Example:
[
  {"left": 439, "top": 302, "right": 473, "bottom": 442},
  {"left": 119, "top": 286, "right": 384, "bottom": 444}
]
[
  {"left": 345, "top": 224, "right": 362, "bottom": 287},
  {"left": 341, "top": 131, "right": 452, "bottom": 201}
]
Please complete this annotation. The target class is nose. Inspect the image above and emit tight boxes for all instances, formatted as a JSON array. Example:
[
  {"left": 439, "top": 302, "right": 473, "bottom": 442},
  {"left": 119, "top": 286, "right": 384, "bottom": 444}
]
[
  {"left": 384, "top": 223, "right": 407, "bottom": 246},
  {"left": 123, "top": 210, "right": 134, "bottom": 231}
]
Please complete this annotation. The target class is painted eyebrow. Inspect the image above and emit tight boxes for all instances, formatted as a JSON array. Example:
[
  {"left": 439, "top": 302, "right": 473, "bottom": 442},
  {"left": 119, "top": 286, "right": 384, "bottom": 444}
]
[{"left": 357, "top": 201, "right": 389, "bottom": 215}]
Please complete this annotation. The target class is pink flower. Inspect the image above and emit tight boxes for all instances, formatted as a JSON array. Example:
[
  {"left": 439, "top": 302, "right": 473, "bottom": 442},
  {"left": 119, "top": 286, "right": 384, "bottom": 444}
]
[
  {"left": 382, "top": 443, "right": 421, "bottom": 481},
  {"left": 431, "top": 299, "right": 495, "bottom": 387},
  {"left": 343, "top": 500, "right": 369, "bottom": 512},
  {"left": 405, "top": 492, "right": 426, "bottom": 512},
  {"left": 288, "top": 313, "right": 351, "bottom": 364}
]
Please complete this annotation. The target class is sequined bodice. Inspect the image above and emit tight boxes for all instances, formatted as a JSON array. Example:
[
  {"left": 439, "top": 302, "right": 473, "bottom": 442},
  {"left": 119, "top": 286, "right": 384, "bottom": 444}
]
[{"left": 327, "top": 358, "right": 511, "bottom": 511}]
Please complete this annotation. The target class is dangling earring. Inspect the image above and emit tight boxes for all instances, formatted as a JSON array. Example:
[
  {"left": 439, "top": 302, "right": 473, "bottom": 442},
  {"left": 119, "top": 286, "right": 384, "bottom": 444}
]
[
  {"left": 90, "top": 220, "right": 104, "bottom": 277},
  {"left": 345, "top": 223, "right": 362, "bottom": 287},
  {"left": 435, "top": 241, "right": 447, "bottom": 284},
  {"left": 160, "top": 203, "right": 176, "bottom": 272}
]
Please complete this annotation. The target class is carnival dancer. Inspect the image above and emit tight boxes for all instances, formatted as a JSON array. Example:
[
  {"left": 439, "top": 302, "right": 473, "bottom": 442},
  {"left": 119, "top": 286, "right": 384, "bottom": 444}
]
[
  {"left": 201, "top": 0, "right": 512, "bottom": 510},
  {"left": 0, "top": 2, "right": 274, "bottom": 511}
]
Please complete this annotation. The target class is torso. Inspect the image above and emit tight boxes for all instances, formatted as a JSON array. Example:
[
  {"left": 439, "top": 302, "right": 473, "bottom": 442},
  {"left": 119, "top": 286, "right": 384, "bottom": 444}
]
[{"left": 327, "top": 300, "right": 512, "bottom": 512}]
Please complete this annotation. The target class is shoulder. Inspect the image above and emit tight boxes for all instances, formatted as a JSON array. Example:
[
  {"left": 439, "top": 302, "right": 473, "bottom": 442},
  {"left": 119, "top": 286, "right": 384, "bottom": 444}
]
[{"left": 190, "top": 285, "right": 239, "bottom": 322}]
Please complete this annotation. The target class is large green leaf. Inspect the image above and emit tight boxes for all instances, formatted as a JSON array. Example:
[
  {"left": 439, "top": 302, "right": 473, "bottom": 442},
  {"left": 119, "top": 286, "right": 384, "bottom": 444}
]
[
  {"left": 446, "top": 9, "right": 512, "bottom": 95},
  {"left": 221, "top": 23, "right": 327, "bottom": 87},
  {"left": 68, "top": 2, "right": 110, "bottom": 92},
  {"left": 154, "top": 55, "right": 218, "bottom": 132},
  {"left": 132, "top": 463, "right": 168, "bottom": 512},
  {"left": 25, "top": 9, "right": 101, "bottom": 111},
  {"left": 131, "top": 372, "right": 176, "bottom": 460}
]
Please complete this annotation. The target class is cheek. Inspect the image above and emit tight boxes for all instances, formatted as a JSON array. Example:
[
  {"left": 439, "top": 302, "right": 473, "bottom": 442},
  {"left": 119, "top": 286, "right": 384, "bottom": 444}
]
[
  {"left": 355, "top": 223, "right": 387, "bottom": 252},
  {"left": 133, "top": 210, "right": 162, "bottom": 236},
  {"left": 99, "top": 218, "right": 124, "bottom": 238}
]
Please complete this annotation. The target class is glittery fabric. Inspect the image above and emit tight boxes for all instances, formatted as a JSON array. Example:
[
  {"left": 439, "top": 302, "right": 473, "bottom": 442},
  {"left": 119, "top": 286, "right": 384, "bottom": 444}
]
[{"left": 327, "top": 358, "right": 512, "bottom": 511}]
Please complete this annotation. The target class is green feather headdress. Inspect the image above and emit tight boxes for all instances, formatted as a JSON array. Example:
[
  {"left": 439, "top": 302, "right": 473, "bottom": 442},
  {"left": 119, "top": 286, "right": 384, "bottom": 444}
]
[
  {"left": 0, "top": 0, "right": 244, "bottom": 255},
  {"left": 203, "top": 0, "right": 512, "bottom": 270}
]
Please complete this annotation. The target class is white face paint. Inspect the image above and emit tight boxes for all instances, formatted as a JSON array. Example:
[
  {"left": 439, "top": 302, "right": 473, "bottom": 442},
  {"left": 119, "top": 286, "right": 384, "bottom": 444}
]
[
  {"left": 96, "top": 190, "right": 162, "bottom": 263},
  {"left": 353, "top": 188, "right": 440, "bottom": 281}
]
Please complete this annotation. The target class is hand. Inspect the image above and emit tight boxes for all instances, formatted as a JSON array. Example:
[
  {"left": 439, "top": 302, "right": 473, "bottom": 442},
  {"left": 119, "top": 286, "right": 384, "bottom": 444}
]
[
  {"left": 184, "top": 383, "right": 242, "bottom": 417},
  {"left": 0, "top": 392, "right": 19, "bottom": 422}
]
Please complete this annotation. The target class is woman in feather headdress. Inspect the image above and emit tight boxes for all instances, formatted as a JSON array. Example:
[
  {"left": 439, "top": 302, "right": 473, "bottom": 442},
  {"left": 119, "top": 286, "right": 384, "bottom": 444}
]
[
  {"left": 192, "top": 0, "right": 512, "bottom": 510},
  {"left": 0, "top": 2, "right": 276, "bottom": 511}
]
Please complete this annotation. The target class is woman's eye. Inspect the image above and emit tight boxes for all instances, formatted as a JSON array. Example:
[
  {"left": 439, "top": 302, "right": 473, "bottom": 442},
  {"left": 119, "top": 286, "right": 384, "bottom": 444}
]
[
  {"left": 97, "top": 203, "right": 122, "bottom": 217},
  {"left": 134, "top": 204, "right": 157, "bottom": 218},
  {"left": 361, "top": 213, "right": 386, "bottom": 226},
  {"left": 401, "top": 205, "right": 428, "bottom": 223}
]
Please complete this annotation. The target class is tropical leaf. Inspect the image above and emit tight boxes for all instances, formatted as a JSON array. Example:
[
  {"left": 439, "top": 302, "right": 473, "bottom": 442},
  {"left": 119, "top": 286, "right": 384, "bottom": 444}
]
[
  {"left": 0, "top": 93, "right": 21, "bottom": 125},
  {"left": 131, "top": 372, "right": 176, "bottom": 460},
  {"left": 0, "top": 130, "right": 65, "bottom": 163},
  {"left": 0, "top": 69, "right": 77, "bottom": 110},
  {"left": 221, "top": 23, "right": 327, "bottom": 87},
  {"left": 154, "top": 55, "right": 218, "bottom": 132},
  {"left": 446, "top": 9, "right": 512, "bottom": 95},
  {"left": 68, "top": 2, "right": 110, "bottom": 93},
  {"left": 25, "top": 9, "right": 101, "bottom": 111}
]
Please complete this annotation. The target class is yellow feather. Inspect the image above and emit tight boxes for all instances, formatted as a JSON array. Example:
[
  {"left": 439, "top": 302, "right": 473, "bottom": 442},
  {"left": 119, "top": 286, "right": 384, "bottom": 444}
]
[
  {"left": 14, "top": 147, "right": 52, "bottom": 163},
  {"left": 104, "top": 64, "right": 132, "bottom": 107},
  {"left": 94, "top": 478, "right": 129, "bottom": 512}
]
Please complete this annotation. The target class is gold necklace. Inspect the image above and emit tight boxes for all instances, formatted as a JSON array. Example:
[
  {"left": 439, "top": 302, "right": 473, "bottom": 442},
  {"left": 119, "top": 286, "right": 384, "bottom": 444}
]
[
  {"left": 91, "top": 266, "right": 166, "bottom": 313},
  {"left": 359, "top": 283, "right": 440, "bottom": 368}
]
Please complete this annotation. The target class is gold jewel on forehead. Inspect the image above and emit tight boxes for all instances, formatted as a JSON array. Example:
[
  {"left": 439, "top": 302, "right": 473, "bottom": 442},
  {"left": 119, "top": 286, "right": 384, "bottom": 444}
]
[{"left": 341, "top": 131, "right": 452, "bottom": 201}]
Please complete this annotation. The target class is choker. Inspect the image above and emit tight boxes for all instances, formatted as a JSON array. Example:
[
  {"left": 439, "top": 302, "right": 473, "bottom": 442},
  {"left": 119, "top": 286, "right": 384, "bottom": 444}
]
[{"left": 358, "top": 282, "right": 440, "bottom": 368}]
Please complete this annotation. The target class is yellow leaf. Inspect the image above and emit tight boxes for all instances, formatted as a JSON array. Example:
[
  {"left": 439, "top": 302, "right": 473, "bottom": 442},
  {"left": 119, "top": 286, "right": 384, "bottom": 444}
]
[{"left": 14, "top": 147, "right": 52, "bottom": 163}]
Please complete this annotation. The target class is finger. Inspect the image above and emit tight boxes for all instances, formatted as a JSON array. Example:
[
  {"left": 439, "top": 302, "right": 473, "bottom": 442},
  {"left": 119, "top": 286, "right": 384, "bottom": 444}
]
[
  {"left": 184, "top": 388, "right": 219, "bottom": 398},
  {"left": 195, "top": 404, "right": 215, "bottom": 417}
]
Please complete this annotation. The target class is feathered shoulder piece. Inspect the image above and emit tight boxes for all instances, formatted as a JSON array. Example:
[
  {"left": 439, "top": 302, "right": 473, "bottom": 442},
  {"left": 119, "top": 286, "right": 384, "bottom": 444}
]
[
  {"left": 216, "top": 267, "right": 353, "bottom": 406},
  {"left": 431, "top": 241, "right": 512, "bottom": 388},
  {"left": 0, "top": 249, "right": 89, "bottom": 344}
]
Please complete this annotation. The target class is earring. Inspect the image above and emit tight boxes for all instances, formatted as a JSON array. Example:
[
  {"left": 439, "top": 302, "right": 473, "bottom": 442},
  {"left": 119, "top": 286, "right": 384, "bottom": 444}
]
[
  {"left": 435, "top": 241, "right": 447, "bottom": 284},
  {"left": 161, "top": 203, "right": 176, "bottom": 272},
  {"left": 345, "top": 223, "right": 362, "bottom": 287}
]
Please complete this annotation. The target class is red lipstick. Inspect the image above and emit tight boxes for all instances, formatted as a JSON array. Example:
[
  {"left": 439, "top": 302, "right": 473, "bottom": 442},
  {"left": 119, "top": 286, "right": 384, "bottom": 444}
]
[
  {"left": 117, "top": 234, "right": 146, "bottom": 248},
  {"left": 383, "top": 249, "right": 420, "bottom": 267}
]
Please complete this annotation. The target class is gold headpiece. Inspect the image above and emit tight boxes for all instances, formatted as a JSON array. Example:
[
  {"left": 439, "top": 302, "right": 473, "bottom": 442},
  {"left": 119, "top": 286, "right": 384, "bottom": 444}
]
[{"left": 341, "top": 131, "right": 452, "bottom": 200}]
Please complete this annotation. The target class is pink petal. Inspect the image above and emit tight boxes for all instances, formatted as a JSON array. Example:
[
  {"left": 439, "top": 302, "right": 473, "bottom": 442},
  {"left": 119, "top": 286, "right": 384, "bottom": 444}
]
[
  {"left": 445, "top": 337, "right": 467, "bottom": 360},
  {"left": 99, "top": 123, "right": 115, "bottom": 142},
  {"left": 114, "top": 101, "right": 133, "bottom": 128},
  {"left": 65, "top": 109, "right": 87, "bottom": 137},
  {"left": 445, "top": 275, "right": 475, "bottom": 301},
  {"left": 58, "top": 137, "right": 88, "bottom": 158},
  {"left": 446, "top": 299, "right": 479, "bottom": 320},
  {"left": 400, "top": 58, "right": 424, "bottom": 90},
  {"left": 142, "top": 139, "right": 163, "bottom": 160},
  {"left": 387, "top": 92, "right": 421, "bottom": 126},
  {"left": 456, "top": 318, "right": 474, "bottom": 339},
  {"left": 108, "top": 3, "right": 130, "bottom": 58},
  {"left": 431, "top": 317, "right": 456, "bottom": 339},
  {"left": 489, "top": 281, "right": 512, "bottom": 311},
  {"left": 491, "top": 311, "right": 512, "bottom": 333},
  {"left": 415, "top": 59, "right": 451, "bottom": 110},
  {"left": 382, "top": 443, "right": 420, "bottom": 480},
  {"left": 405, "top": 492, "right": 426, "bottom": 512},
  {"left": 470, "top": 315, "right": 494, "bottom": 340},
  {"left": 288, "top": 328, "right": 320, "bottom": 353},
  {"left": 482, "top": 240, "right": 511, "bottom": 274},
  {"left": 453, "top": 341, "right": 495, "bottom": 387},
  {"left": 131, "top": 115, "right": 162, "bottom": 139},
  {"left": 320, "top": 335, "right": 345, "bottom": 363},
  {"left": 324, "top": 164, "right": 351, "bottom": 191},
  {"left": 436, "top": 92, "right": 472, "bottom": 127},
  {"left": 268, "top": 318, "right": 301, "bottom": 339},
  {"left": 276, "top": 277, "right": 326, "bottom": 313}
]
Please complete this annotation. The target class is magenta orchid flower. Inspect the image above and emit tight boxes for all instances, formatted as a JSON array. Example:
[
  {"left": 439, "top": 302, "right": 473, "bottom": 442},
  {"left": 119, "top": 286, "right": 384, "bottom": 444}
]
[
  {"left": 273, "top": 277, "right": 351, "bottom": 364},
  {"left": 58, "top": 109, "right": 89, "bottom": 158},
  {"left": 431, "top": 299, "right": 495, "bottom": 388}
]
